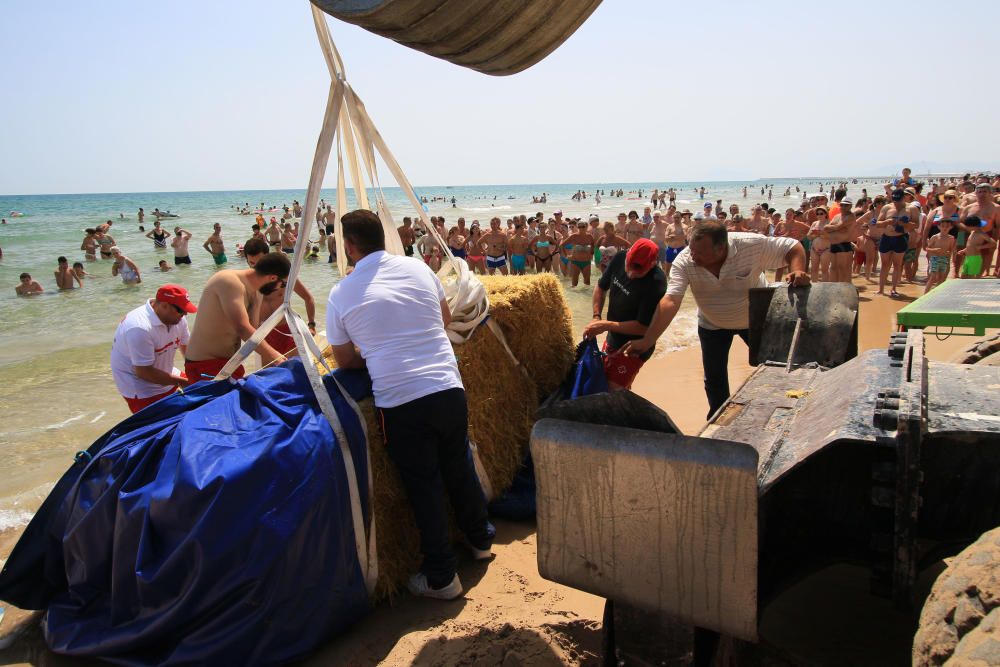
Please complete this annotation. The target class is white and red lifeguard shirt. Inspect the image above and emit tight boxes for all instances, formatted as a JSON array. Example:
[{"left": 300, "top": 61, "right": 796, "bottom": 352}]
[{"left": 110, "top": 300, "right": 189, "bottom": 399}]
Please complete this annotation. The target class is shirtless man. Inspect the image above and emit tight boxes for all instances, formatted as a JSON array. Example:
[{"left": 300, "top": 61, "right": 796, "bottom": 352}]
[
  {"left": 54, "top": 256, "right": 81, "bottom": 290},
  {"left": 111, "top": 247, "right": 142, "bottom": 284},
  {"left": 775, "top": 209, "right": 812, "bottom": 281},
  {"left": 322, "top": 205, "right": 336, "bottom": 231},
  {"left": 398, "top": 217, "right": 416, "bottom": 256},
  {"left": 280, "top": 223, "right": 296, "bottom": 253},
  {"left": 824, "top": 201, "right": 857, "bottom": 283},
  {"left": 203, "top": 223, "right": 227, "bottom": 265},
  {"left": 185, "top": 251, "right": 291, "bottom": 380},
  {"left": 624, "top": 210, "right": 646, "bottom": 245},
  {"left": 509, "top": 223, "right": 531, "bottom": 275},
  {"left": 15, "top": 273, "right": 43, "bottom": 296},
  {"left": 958, "top": 216, "right": 998, "bottom": 279},
  {"left": 962, "top": 184, "right": 999, "bottom": 276},
  {"left": 243, "top": 238, "right": 317, "bottom": 358},
  {"left": 171, "top": 227, "right": 193, "bottom": 265},
  {"left": 481, "top": 217, "right": 509, "bottom": 275},
  {"left": 875, "top": 189, "right": 918, "bottom": 296},
  {"left": 72, "top": 262, "right": 89, "bottom": 283},
  {"left": 325, "top": 224, "right": 337, "bottom": 263},
  {"left": 266, "top": 218, "right": 282, "bottom": 249},
  {"left": 81, "top": 229, "right": 98, "bottom": 260},
  {"left": 663, "top": 213, "right": 688, "bottom": 275},
  {"left": 562, "top": 221, "right": 595, "bottom": 286}
]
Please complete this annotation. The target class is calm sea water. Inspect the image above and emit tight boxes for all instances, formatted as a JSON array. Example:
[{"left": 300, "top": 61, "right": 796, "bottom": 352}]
[{"left": 0, "top": 177, "right": 884, "bottom": 531}]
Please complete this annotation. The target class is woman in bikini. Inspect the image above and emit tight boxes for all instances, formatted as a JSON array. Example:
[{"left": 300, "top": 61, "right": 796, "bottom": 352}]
[
  {"left": 529, "top": 227, "right": 557, "bottom": 273},
  {"left": 465, "top": 226, "right": 487, "bottom": 274}
]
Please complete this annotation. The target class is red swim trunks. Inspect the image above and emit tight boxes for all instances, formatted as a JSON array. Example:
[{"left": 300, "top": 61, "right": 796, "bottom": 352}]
[
  {"left": 123, "top": 387, "right": 177, "bottom": 414},
  {"left": 184, "top": 358, "right": 245, "bottom": 383},
  {"left": 602, "top": 340, "right": 646, "bottom": 390},
  {"left": 264, "top": 321, "right": 297, "bottom": 356}
]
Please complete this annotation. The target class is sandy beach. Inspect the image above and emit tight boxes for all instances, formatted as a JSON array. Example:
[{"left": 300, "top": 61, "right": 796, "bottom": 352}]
[{"left": 1, "top": 269, "right": 988, "bottom": 666}]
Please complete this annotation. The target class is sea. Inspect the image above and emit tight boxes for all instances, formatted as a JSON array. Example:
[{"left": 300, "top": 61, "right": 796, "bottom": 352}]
[{"left": 0, "top": 177, "right": 886, "bottom": 534}]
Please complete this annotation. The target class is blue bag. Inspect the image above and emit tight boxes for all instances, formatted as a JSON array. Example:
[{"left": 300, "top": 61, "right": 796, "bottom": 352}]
[
  {"left": 569, "top": 338, "right": 609, "bottom": 398},
  {"left": 0, "top": 359, "right": 374, "bottom": 666}
]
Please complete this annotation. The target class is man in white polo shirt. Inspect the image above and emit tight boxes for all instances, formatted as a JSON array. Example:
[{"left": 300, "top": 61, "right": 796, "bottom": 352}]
[
  {"left": 624, "top": 220, "right": 809, "bottom": 418},
  {"left": 110, "top": 284, "right": 196, "bottom": 413},
  {"left": 326, "top": 209, "right": 494, "bottom": 601}
]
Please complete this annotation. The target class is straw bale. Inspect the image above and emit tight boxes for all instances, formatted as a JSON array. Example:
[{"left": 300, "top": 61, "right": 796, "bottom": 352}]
[{"left": 317, "top": 273, "right": 573, "bottom": 599}]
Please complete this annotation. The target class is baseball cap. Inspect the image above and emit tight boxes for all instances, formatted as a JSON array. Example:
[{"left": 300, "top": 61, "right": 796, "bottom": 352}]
[
  {"left": 156, "top": 284, "right": 197, "bottom": 313},
  {"left": 976, "top": 182, "right": 993, "bottom": 191},
  {"left": 589, "top": 214, "right": 600, "bottom": 222},
  {"left": 625, "top": 238, "right": 659, "bottom": 273},
  {"left": 703, "top": 202, "right": 712, "bottom": 208},
  {"left": 554, "top": 209, "right": 563, "bottom": 215}
]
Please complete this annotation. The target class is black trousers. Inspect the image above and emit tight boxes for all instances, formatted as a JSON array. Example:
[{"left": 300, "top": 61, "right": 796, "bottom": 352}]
[
  {"left": 378, "top": 388, "right": 494, "bottom": 588},
  {"left": 698, "top": 326, "right": 749, "bottom": 420}
]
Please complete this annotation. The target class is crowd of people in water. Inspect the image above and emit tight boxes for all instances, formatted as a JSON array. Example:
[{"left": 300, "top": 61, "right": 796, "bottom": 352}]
[{"left": 9, "top": 171, "right": 1000, "bottom": 300}]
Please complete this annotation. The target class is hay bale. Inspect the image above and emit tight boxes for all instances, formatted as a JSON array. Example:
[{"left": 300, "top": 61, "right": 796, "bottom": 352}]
[{"left": 319, "top": 273, "right": 574, "bottom": 598}]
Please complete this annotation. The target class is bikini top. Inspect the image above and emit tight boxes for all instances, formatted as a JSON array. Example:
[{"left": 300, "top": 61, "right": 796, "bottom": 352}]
[{"left": 535, "top": 240, "right": 550, "bottom": 248}]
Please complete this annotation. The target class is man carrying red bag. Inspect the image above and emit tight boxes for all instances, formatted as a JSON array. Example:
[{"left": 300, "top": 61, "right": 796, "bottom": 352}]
[{"left": 584, "top": 238, "right": 666, "bottom": 390}]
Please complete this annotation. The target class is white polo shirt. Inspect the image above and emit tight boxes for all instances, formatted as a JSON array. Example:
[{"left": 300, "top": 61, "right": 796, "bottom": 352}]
[
  {"left": 326, "top": 251, "right": 463, "bottom": 408},
  {"left": 666, "top": 233, "right": 799, "bottom": 330},
  {"left": 110, "top": 301, "right": 190, "bottom": 398}
]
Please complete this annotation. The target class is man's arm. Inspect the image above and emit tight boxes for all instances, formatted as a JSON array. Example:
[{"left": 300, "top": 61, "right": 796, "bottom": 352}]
[
  {"left": 203, "top": 237, "right": 212, "bottom": 252},
  {"left": 591, "top": 285, "right": 607, "bottom": 319},
  {"left": 133, "top": 365, "right": 189, "bottom": 388},
  {"left": 782, "top": 242, "right": 810, "bottom": 286},
  {"left": 440, "top": 298, "right": 452, "bottom": 329},
  {"left": 292, "top": 281, "right": 317, "bottom": 333},
  {"left": 621, "top": 293, "right": 684, "bottom": 356}
]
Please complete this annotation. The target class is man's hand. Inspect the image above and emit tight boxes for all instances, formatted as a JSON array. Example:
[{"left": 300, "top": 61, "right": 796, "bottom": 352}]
[
  {"left": 582, "top": 319, "right": 611, "bottom": 339},
  {"left": 621, "top": 337, "right": 653, "bottom": 357},
  {"left": 785, "top": 270, "right": 811, "bottom": 287}
]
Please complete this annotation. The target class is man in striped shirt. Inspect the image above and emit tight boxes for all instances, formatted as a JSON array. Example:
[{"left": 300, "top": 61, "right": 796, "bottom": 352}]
[{"left": 623, "top": 221, "right": 809, "bottom": 418}]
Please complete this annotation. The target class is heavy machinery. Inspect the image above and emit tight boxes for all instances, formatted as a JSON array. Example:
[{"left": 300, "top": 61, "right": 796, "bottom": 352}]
[{"left": 532, "top": 283, "right": 1000, "bottom": 664}]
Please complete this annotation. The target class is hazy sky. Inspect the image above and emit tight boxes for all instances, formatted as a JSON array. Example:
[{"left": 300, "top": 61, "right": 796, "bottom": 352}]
[{"left": 3, "top": 0, "right": 999, "bottom": 195}]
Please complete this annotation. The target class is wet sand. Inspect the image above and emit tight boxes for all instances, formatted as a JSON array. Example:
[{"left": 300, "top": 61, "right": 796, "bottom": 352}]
[{"left": 0, "top": 274, "right": 990, "bottom": 665}]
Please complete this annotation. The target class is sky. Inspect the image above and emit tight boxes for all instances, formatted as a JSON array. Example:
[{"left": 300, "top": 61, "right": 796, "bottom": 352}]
[{"left": 2, "top": 0, "right": 999, "bottom": 195}]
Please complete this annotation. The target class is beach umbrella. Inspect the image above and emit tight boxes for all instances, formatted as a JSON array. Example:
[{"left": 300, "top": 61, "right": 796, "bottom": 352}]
[{"left": 310, "top": 0, "right": 603, "bottom": 76}]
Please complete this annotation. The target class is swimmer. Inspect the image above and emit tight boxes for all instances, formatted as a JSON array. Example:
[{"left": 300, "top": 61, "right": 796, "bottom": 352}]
[
  {"left": 958, "top": 216, "right": 997, "bottom": 279},
  {"left": 172, "top": 227, "right": 193, "bottom": 265},
  {"left": 508, "top": 223, "right": 530, "bottom": 275},
  {"left": 54, "top": 256, "right": 81, "bottom": 289},
  {"left": 480, "top": 217, "right": 509, "bottom": 275},
  {"left": 398, "top": 217, "right": 416, "bottom": 257},
  {"left": 72, "top": 262, "right": 89, "bottom": 283},
  {"left": 465, "top": 226, "right": 487, "bottom": 275},
  {"left": 203, "top": 223, "right": 228, "bottom": 265},
  {"left": 158, "top": 260, "right": 173, "bottom": 272},
  {"left": 81, "top": 228, "right": 99, "bottom": 260},
  {"left": 146, "top": 221, "right": 171, "bottom": 249},
  {"left": 111, "top": 247, "right": 142, "bottom": 284},
  {"left": 15, "top": 272, "right": 44, "bottom": 296}
]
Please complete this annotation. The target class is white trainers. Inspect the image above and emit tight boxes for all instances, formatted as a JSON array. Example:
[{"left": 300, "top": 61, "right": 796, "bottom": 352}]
[{"left": 407, "top": 573, "right": 463, "bottom": 600}]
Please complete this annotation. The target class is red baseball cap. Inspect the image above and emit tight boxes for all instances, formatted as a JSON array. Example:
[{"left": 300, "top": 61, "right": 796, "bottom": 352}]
[
  {"left": 625, "top": 238, "right": 659, "bottom": 274},
  {"left": 156, "top": 284, "right": 197, "bottom": 313}
]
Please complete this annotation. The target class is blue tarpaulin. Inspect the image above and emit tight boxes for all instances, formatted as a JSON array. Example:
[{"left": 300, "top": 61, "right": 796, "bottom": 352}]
[{"left": 0, "top": 359, "right": 374, "bottom": 665}]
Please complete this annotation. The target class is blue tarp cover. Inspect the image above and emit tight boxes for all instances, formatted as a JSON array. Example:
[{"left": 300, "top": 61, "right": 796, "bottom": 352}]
[{"left": 0, "top": 359, "right": 374, "bottom": 666}]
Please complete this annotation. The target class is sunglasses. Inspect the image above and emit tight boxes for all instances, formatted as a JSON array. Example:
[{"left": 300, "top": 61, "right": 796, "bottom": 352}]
[{"left": 170, "top": 304, "right": 187, "bottom": 316}]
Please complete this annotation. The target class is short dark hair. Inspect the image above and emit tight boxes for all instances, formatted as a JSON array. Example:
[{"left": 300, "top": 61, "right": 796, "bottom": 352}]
[
  {"left": 253, "top": 251, "right": 290, "bottom": 279},
  {"left": 20, "top": 272, "right": 30, "bottom": 280},
  {"left": 73, "top": 262, "right": 84, "bottom": 269},
  {"left": 690, "top": 221, "right": 728, "bottom": 249},
  {"left": 244, "top": 237, "right": 269, "bottom": 257},
  {"left": 834, "top": 188, "right": 847, "bottom": 202},
  {"left": 57, "top": 256, "right": 67, "bottom": 263},
  {"left": 341, "top": 209, "right": 385, "bottom": 255}
]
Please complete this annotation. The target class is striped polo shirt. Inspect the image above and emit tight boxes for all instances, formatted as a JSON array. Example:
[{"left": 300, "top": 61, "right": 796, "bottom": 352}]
[{"left": 666, "top": 233, "right": 799, "bottom": 330}]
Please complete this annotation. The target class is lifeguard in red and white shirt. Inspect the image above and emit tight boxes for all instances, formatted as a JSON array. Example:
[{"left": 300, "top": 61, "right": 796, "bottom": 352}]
[{"left": 110, "top": 284, "right": 197, "bottom": 413}]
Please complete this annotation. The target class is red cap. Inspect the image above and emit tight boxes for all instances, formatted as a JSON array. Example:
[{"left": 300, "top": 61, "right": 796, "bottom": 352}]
[
  {"left": 625, "top": 238, "right": 659, "bottom": 274},
  {"left": 156, "top": 284, "right": 197, "bottom": 313}
]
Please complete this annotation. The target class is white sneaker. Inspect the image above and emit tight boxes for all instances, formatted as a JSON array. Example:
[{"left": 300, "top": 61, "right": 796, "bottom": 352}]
[{"left": 407, "top": 573, "right": 463, "bottom": 600}]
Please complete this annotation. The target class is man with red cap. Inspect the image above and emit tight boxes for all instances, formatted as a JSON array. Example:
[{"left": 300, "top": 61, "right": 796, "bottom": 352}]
[
  {"left": 584, "top": 238, "right": 666, "bottom": 390},
  {"left": 110, "top": 284, "right": 197, "bottom": 413}
]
